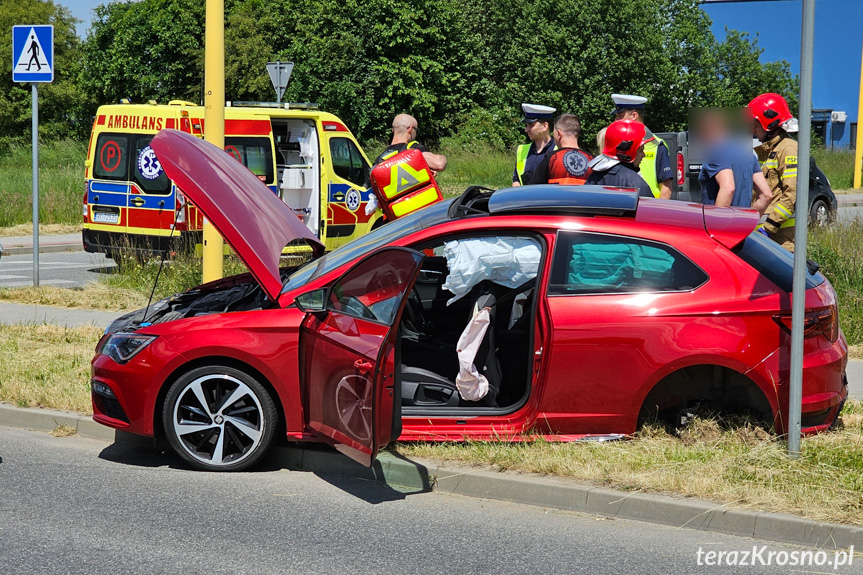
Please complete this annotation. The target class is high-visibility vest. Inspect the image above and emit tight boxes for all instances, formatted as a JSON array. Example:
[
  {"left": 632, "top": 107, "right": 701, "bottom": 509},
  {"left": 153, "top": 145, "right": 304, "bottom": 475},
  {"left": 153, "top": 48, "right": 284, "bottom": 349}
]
[
  {"left": 515, "top": 144, "right": 531, "bottom": 185},
  {"left": 638, "top": 137, "right": 669, "bottom": 198},
  {"left": 369, "top": 148, "right": 443, "bottom": 220},
  {"left": 375, "top": 141, "right": 420, "bottom": 166}
]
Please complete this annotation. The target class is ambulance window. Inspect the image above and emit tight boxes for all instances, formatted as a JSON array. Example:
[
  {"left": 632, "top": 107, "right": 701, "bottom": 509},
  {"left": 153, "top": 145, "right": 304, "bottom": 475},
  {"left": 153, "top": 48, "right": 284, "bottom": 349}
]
[
  {"left": 330, "top": 138, "right": 366, "bottom": 186},
  {"left": 225, "top": 137, "right": 275, "bottom": 184},
  {"left": 93, "top": 134, "right": 129, "bottom": 181},
  {"left": 132, "top": 136, "right": 171, "bottom": 194}
]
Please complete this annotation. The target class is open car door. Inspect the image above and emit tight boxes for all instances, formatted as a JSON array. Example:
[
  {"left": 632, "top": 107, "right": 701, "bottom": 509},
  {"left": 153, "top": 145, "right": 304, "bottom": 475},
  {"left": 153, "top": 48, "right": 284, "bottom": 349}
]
[{"left": 300, "top": 247, "right": 424, "bottom": 466}]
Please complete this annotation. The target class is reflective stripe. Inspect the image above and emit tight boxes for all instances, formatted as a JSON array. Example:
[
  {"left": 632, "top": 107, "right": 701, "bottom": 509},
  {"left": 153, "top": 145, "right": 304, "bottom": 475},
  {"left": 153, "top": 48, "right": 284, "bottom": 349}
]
[
  {"left": 637, "top": 138, "right": 667, "bottom": 198},
  {"left": 381, "top": 141, "right": 420, "bottom": 163},
  {"left": 782, "top": 169, "right": 797, "bottom": 179},
  {"left": 780, "top": 218, "right": 795, "bottom": 228},
  {"left": 774, "top": 204, "right": 794, "bottom": 219},
  {"left": 762, "top": 160, "right": 779, "bottom": 168},
  {"left": 390, "top": 187, "right": 440, "bottom": 217},
  {"left": 515, "top": 144, "right": 531, "bottom": 185}
]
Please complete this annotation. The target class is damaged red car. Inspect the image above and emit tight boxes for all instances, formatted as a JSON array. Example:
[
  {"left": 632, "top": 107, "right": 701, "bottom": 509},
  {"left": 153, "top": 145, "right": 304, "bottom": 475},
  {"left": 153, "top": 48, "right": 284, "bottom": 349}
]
[{"left": 90, "top": 130, "right": 848, "bottom": 471}]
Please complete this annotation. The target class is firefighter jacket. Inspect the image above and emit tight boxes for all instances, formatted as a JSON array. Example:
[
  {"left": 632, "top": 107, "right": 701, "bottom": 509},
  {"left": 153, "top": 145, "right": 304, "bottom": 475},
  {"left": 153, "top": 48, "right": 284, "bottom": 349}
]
[{"left": 754, "top": 132, "right": 797, "bottom": 234}]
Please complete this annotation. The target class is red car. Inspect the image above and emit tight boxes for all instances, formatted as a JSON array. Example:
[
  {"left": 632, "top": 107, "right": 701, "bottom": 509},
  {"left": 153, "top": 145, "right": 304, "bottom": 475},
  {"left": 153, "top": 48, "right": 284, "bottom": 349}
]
[{"left": 90, "top": 130, "right": 848, "bottom": 471}]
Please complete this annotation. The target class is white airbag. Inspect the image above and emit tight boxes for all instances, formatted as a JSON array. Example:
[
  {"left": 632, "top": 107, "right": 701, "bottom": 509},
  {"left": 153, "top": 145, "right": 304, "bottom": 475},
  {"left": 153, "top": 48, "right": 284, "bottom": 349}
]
[{"left": 442, "top": 237, "right": 541, "bottom": 304}]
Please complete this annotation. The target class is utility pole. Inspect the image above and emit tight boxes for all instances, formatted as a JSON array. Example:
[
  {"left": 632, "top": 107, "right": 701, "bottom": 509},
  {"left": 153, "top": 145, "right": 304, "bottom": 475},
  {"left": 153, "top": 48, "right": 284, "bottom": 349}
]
[{"left": 202, "top": 0, "right": 225, "bottom": 282}]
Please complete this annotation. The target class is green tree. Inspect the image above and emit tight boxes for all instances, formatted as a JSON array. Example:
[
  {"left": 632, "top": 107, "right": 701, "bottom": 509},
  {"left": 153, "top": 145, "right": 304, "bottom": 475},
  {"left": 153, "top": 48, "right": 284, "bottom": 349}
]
[{"left": 0, "top": 0, "right": 89, "bottom": 146}]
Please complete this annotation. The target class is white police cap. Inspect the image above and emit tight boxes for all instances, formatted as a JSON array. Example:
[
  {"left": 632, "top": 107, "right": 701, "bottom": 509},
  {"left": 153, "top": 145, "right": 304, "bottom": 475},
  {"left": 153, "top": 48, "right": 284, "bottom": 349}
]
[
  {"left": 521, "top": 103, "right": 556, "bottom": 123},
  {"left": 611, "top": 94, "right": 648, "bottom": 114}
]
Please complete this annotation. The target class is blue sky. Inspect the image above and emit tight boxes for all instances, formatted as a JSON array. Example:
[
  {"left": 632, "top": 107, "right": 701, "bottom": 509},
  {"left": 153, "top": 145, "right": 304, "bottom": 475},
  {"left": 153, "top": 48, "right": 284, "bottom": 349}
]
[{"left": 58, "top": 0, "right": 862, "bottom": 141}]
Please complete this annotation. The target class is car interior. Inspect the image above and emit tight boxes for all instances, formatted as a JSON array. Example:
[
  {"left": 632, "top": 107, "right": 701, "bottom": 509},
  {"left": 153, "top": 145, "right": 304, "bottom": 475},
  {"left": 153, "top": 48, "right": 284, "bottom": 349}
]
[{"left": 398, "top": 234, "right": 543, "bottom": 414}]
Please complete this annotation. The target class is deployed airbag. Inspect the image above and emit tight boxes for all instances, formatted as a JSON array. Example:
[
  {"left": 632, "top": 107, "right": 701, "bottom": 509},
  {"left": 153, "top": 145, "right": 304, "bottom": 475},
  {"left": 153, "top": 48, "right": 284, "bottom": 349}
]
[
  {"left": 442, "top": 237, "right": 541, "bottom": 304},
  {"left": 454, "top": 308, "right": 491, "bottom": 401}
]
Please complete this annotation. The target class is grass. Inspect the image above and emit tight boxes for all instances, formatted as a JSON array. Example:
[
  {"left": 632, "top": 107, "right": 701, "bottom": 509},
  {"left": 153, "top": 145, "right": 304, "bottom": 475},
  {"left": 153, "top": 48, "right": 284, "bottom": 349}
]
[
  {"left": 396, "top": 406, "right": 863, "bottom": 525},
  {"left": 101, "top": 254, "right": 249, "bottom": 300},
  {"left": 0, "top": 223, "right": 79, "bottom": 237},
  {"left": 0, "top": 323, "right": 101, "bottom": 413},
  {"left": 0, "top": 140, "right": 88, "bottom": 228},
  {"left": 812, "top": 147, "right": 856, "bottom": 191},
  {"left": 809, "top": 218, "right": 863, "bottom": 345},
  {"left": 0, "top": 284, "right": 149, "bottom": 311}
]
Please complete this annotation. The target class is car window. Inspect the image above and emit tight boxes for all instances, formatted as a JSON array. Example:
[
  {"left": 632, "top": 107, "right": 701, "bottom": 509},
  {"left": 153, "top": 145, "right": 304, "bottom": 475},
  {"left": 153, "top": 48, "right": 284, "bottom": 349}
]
[
  {"left": 133, "top": 135, "right": 172, "bottom": 194},
  {"left": 329, "top": 137, "right": 367, "bottom": 186},
  {"left": 548, "top": 231, "right": 708, "bottom": 295},
  {"left": 733, "top": 231, "right": 824, "bottom": 292},
  {"left": 283, "top": 199, "right": 452, "bottom": 294},
  {"left": 328, "top": 249, "right": 422, "bottom": 324},
  {"left": 93, "top": 134, "right": 129, "bottom": 181},
  {"left": 225, "top": 136, "right": 275, "bottom": 184}
]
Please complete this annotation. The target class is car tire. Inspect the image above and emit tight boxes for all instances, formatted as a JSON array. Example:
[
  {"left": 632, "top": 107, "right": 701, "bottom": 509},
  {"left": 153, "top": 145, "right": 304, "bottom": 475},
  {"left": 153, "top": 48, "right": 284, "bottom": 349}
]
[
  {"left": 809, "top": 197, "right": 833, "bottom": 227},
  {"left": 162, "top": 365, "right": 278, "bottom": 472}
]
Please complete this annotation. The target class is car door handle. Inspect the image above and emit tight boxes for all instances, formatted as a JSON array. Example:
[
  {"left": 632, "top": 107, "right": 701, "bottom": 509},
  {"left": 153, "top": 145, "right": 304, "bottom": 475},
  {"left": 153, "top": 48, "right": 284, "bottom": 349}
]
[
  {"left": 130, "top": 197, "right": 145, "bottom": 207},
  {"left": 354, "top": 360, "right": 373, "bottom": 374}
]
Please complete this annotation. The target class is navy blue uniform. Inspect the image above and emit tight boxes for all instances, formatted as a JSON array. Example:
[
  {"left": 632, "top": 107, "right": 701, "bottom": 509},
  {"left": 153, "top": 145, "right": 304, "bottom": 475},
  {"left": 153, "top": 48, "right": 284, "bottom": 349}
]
[
  {"left": 585, "top": 163, "right": 653, "bottom": 197},
  {"left": 512, "top": 139, "right": 555, "bottom": 185}
]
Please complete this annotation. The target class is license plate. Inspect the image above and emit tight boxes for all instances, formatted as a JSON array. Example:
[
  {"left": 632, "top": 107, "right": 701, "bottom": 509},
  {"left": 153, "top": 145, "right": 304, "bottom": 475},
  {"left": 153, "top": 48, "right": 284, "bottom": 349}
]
[{"left": 92, "top": 212, "right": 119, "bottom": 224}]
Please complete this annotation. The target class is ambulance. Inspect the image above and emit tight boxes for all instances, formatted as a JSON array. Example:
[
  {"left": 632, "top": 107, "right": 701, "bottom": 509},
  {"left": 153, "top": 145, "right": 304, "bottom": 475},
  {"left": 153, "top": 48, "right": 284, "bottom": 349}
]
[{"left": 83, "top": 100, "right": 380, "bottom": 261}]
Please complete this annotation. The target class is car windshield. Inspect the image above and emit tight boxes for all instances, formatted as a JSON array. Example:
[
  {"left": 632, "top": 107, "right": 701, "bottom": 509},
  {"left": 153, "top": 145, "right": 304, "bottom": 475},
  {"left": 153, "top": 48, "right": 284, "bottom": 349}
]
[{"left": 282, "top": 199, "right": 453, "bottom": 293}]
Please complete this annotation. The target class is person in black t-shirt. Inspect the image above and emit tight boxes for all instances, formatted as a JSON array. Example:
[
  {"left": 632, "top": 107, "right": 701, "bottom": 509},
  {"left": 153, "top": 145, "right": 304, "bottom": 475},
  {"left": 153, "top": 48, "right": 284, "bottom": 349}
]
[{"left": 374, "top": 114, "right": 447, "bottom": 173}]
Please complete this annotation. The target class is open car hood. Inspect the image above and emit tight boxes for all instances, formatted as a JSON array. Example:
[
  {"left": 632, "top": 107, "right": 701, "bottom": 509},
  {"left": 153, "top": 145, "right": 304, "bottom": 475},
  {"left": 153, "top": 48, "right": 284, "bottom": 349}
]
[{"left": 151, "top": 130, "right": 324, "bottom": 301}]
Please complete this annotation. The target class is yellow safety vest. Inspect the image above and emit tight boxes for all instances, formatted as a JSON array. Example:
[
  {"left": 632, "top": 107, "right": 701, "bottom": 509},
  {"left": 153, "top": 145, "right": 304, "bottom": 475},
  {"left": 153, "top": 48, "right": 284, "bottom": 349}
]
[
  {"left": 638, "top": 137, "right": 669, "bottom": 198},
  {"left": 515, "top": 144, "right": 531, "bottom": 185}
]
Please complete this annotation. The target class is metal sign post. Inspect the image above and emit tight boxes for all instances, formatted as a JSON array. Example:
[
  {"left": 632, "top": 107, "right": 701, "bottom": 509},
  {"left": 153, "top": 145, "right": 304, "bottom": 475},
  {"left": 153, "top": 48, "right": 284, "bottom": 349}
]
[
  {"left": 12, "top": 25, "right": 54, "bottom": 288},
  {"left": 788, "top": 0, "right": 816, "bottom": 457},
  {"left": 266, "top": 61, "right": 293, "bottom": 103}
]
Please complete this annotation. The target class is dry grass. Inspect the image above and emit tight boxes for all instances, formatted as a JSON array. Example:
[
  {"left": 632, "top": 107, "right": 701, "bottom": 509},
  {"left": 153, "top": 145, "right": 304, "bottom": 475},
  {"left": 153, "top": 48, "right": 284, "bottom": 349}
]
[
  {"left": 50, "top": 424, "right": 78, "bottom": 437},
  {"left": 396, "top": 406, "right": 863, "bottom": 525},
  {"left": 0, "top": 284, "right": 149, "bottom": 311},
  {"left": 0, "top": 223, "right": 79, "bottom": 237},
  {"left": 0, "top": 323, "right": 101, "bottom": 414}
]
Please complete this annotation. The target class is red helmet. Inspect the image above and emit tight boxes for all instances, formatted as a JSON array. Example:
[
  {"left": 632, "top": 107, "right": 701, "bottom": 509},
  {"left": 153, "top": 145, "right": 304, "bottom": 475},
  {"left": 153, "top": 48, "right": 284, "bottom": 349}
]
[
  {"left": 748, "top": 93, "right": 793, "bottom": 132},
  {"left": 602, "top": 120, "right": 650, "bottom": 163}
]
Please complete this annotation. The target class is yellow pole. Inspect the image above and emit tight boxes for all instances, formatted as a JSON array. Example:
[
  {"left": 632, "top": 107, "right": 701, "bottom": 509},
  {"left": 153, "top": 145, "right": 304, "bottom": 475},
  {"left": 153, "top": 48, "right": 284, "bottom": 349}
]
[
  {"left": 202, "top": 0, "right": 225, "bottom": 281},
  {"left": 855, "top": 34, "right": 863, "bottom": 188}
]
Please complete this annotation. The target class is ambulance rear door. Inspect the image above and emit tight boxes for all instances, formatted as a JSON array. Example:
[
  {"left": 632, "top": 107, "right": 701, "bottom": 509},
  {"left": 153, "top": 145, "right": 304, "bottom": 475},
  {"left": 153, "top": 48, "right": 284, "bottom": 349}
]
[{"left": 271, "top": 116, "right": 322, "bottom": 239}]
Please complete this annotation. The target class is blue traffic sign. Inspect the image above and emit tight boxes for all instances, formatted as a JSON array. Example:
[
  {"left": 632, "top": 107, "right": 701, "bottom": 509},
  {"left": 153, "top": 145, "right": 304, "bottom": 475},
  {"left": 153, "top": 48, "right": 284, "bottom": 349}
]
[{"left": 12, "top": 25, "right": 54, "bottom": 83}]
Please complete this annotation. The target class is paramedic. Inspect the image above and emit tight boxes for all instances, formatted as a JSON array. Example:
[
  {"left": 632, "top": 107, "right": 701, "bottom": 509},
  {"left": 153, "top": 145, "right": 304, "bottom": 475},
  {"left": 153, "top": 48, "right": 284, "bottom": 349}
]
[
  {"left": 748, "top": 93, "right": 798, "bottom": 252},
  {"left": 527, "top": 114, "right": 593, "bottom": 185},
  {"left": 611, "top": 94, "right": 673, "bottom": 199},
  {"left": 585, "top": 120, "right": 653, "bottom": 197},
  {"left": 512, "top": 103, "right": 556, "bottom": 186},
  {"left": 374, "top": 114, "right": 447, "bottom": 172}
]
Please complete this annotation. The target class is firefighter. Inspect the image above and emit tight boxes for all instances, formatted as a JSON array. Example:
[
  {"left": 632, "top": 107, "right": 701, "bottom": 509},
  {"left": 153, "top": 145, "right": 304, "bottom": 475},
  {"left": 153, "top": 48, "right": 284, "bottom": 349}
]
[
  {"left": 585, "top": 120, "right": 653, "bottom": 197},
  {"left": 527, "top": 113, "right": 593, "bottom": 185},
  {"left": 512, "top": 104, "right": 556, "bottom": 186},
  {"left": 611, "top": 94, "right": 673, "bottom": 199},
  {"left": 374, "top": 114, "right": 447, "bottom": 172},
  {"left": 748, "top": 93, "right": 798, "bottom": 252}
]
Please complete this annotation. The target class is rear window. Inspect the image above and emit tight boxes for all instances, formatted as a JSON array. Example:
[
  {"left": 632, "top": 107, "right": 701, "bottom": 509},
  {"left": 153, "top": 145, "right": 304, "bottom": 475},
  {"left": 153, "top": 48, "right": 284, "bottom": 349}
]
[
  {"left": 225, "top": 137, "right": 275, "bottom": 184},
  {"left": 93, "top": 133, "right": 172, "bottom": 195},
  {"left": 733, "top": 231, "right": 824, "bottom": 292}
]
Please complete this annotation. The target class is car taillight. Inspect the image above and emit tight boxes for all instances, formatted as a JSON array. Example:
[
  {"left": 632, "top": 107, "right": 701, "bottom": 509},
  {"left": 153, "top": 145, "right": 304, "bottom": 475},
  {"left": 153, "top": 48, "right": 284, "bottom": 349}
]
[
  {"left": 677, "top": 152, "right": 684, "bottom": 186},
  {"left": 173, "top": 190, "right": 188, "bottom": 231},
  {"left": 82, "top": 185, "right": 89, "bottom": 220},
  {"left": 773, "top": 307, "right": 838, "bottom": 342}
]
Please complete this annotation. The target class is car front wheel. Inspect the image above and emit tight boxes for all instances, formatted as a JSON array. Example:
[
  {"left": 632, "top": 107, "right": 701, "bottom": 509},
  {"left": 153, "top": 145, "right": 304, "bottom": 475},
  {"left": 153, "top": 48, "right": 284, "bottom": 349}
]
[
  {"left": 809, "top": 197, "right": 833, "bottom": 227},
  {"left": 163, "top": 366, "right": 278, "bottom": 471}
]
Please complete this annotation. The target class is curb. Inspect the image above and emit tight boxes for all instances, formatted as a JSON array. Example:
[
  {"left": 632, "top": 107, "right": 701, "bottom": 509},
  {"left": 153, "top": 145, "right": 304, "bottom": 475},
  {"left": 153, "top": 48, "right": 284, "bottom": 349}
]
[
  {"left": 1, "top": 243, "right": 83, "bottom": 256},
  {"left": 2, "top": 403, "right": 860, "bottom": 550}
]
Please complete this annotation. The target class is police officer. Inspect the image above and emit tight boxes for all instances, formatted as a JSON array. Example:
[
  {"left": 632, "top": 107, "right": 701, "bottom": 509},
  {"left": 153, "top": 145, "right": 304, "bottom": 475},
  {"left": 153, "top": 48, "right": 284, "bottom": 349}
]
[
  {"left": 527, "top": 114, "right": 593, "bottom": 185},
  {"left": 512, "top": 104, "right": 556, "bottom": 186},
  {"left": 748, "top": 93, "right": 798, "bottom": 252},
  {"left": 612, "top": 94, "right": 673, "bottom": 199},
  {"left": 585, "top": 120, "right": 653, "bottom": 197},
  {"left": 374, "top": 114, "right": 447, "bottom": 172}
]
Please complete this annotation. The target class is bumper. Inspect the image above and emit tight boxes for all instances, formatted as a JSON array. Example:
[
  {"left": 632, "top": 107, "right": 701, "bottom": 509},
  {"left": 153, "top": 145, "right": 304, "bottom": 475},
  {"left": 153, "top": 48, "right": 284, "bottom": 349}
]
[{"left": 82, "top": 228, "right": 201, "bottom": 258}]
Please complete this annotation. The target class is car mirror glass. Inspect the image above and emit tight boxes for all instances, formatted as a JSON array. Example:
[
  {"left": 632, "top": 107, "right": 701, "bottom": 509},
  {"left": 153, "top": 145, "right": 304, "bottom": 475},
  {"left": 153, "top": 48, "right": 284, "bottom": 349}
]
[{"left": 294, "top": 288, "right": 327, "bottom": 314}]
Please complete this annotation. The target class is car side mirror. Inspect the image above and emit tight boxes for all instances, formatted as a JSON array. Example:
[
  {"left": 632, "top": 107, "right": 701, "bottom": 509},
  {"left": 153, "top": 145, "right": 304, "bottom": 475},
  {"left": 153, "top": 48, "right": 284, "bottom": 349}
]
[{"left": 294, "top": 288, "right": 327, "bottom": 314}]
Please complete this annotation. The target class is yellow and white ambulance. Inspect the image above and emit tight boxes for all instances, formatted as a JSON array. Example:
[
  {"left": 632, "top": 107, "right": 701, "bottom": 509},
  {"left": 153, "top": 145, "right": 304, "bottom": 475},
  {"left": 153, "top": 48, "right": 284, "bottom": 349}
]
[{"left": 83, "top": 100, "right": 380, "bottom": 260}]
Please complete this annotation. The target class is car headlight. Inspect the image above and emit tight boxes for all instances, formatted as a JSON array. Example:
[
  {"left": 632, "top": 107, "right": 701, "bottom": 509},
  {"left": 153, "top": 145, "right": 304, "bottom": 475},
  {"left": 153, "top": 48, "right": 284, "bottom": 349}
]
[{"left": 97, "top": 333, "right": 157, "bottom": 364}]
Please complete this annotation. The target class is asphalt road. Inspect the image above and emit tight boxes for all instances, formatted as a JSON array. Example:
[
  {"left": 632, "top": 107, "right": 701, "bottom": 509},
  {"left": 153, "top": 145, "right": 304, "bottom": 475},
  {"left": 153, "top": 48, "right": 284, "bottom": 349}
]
[
  {"left": 0, "top": 250, "right": 116, "bottom": 289},
  {"left": 1, "top": 426, "right": 858, "bottom": 575}
]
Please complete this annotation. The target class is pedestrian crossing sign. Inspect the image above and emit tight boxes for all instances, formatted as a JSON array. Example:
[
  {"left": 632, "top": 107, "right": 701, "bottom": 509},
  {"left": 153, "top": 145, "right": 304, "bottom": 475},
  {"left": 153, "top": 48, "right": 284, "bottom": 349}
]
[{"left": 12, "top": 25, "right": 54, "bottom": 83}]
